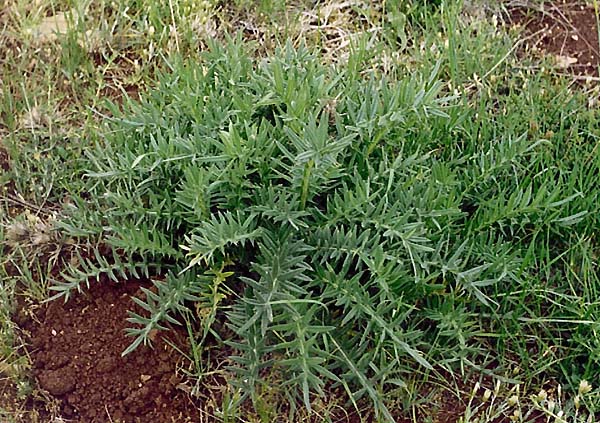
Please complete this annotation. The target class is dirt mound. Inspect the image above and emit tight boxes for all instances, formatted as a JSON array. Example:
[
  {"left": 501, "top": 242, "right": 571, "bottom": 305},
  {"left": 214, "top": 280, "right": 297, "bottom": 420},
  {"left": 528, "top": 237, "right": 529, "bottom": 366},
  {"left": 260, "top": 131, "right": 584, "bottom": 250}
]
[
  {"left": 510, "top": 0, "right": 600, "bottom": 77},
  {"left": 18, "top": 278, "right": 201, "bottom": 423}
]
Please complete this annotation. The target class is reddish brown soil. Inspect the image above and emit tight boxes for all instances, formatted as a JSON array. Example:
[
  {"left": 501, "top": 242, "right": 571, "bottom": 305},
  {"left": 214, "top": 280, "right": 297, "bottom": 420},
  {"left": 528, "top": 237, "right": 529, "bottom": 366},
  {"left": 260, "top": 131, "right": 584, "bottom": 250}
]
[
  {"left": 18, "top": 278, "right": 201, "bottom": 423},
  {"left": 0, "top": 146, "right": 17, "bottom": 198},
  {"left": 510, "top": 0, "right": 600, "bottom": 76},
  {"left": 0, "top": 147, "right": 9, "bottom": 172},
  {"left": 12, "top": 273, "right": 469, "bottom": 423}
]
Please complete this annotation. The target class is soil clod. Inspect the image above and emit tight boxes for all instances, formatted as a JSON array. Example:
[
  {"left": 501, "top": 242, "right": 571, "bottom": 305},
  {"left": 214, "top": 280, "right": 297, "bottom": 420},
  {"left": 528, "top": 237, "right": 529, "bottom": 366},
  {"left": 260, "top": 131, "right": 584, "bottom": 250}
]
[{"left": 21, "top": 279, "right": 200, "bottom": 423}]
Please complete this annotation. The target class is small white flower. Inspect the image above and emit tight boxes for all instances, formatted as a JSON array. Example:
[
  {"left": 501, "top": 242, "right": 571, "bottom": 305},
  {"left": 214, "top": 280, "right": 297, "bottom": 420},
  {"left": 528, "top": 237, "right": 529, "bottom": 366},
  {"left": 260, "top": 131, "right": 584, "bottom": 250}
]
[
  {"left": 579, "top": 380, "right": 592, "bottom": 395},
  {"left": 536, "top": 389, "right": 547, "bottom": 403}
]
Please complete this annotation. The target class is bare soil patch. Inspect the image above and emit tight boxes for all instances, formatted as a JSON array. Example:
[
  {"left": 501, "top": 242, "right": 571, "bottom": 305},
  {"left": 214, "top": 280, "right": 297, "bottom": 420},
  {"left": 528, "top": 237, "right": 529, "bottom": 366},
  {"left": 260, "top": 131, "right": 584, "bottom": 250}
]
[
  {"left": 17, "top": 278, "right": 202, "bottom": 423},
  {"left": 10, "top": 273, "right": 468, "bottom": 422},
  {"left": 509, "top": 0, "right": 600, "bottom": 76},
  {"left": 0, "top": 148, "right": 9, "bottom": 172}
]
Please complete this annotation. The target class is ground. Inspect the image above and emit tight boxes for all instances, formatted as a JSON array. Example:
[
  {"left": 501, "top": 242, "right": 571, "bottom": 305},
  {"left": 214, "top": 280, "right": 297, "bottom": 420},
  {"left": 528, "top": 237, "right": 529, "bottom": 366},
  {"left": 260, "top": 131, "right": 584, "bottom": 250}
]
[
  {"left": 18, "top": 278, "right": 202, "bottom": 422},
  {"left": 510, "top": 0, "right": 600, "bottom": 78},
  {"left": 1, "top": 0, "right": 600, "bottom": 422}
]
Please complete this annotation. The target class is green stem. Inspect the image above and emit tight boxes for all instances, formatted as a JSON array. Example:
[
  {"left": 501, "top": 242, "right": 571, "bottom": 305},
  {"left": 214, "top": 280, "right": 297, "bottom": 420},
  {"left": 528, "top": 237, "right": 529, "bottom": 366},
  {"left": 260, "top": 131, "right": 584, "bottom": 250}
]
[{"left": 300, "top": 159, "right": 314, "bottom": 210}]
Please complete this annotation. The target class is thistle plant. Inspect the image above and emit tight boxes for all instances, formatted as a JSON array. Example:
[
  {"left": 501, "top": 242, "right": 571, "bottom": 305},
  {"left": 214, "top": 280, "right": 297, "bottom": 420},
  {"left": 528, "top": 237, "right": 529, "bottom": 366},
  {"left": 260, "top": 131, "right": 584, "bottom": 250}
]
[{"left": 52, "top": 38, "right": 586, "bottom": 419}]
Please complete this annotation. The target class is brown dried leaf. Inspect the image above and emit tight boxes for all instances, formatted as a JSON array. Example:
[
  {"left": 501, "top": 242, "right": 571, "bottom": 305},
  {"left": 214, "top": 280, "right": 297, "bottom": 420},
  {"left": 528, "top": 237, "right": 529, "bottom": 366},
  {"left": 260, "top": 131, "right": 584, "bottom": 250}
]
[
  {"left": 555, "top": 55, "right": 578, "bottom": 69},
  {"left": 27, "top": 10, "right": 77, "bottom": 43},
  {"left": 20, "top": 106, "right": 46, "bottom": 129}
]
